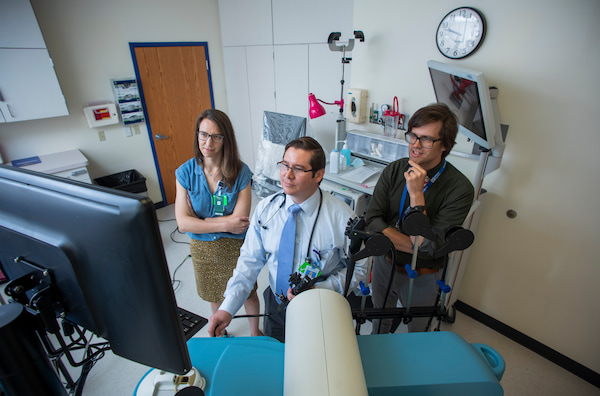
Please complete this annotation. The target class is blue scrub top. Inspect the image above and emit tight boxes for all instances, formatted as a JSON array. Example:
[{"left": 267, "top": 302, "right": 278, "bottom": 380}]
[{"left": 175, "top": 158, "right": 253, "bottom": 241}]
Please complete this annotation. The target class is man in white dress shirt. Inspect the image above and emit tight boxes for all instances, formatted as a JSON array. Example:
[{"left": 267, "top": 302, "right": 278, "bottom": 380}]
[{"left": 208, "top": 137, "right": 367, "bottom": 341}]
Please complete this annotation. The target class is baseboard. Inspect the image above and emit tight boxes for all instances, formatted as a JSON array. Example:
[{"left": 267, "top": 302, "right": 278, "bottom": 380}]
[{"left": 454, "top": 300, "right": 600, "bottom": 388}]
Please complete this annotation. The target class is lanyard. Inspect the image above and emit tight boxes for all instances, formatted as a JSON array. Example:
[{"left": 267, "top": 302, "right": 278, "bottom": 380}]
[{"left": 398, "top": 160, "right": 446, "bottom": 225}]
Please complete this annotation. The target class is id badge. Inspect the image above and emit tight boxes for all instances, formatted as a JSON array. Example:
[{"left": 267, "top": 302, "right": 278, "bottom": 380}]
[
  {"left": 298, "top": 259, "right": 321, "bottom": 278},
  {"left": 213, "top": 194, "right": 227, "bottom": 216}
]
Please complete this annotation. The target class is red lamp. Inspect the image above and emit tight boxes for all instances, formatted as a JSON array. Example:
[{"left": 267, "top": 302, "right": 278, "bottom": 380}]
[{"left": 308, "top": 93, "right": 343, "bottom": 119}]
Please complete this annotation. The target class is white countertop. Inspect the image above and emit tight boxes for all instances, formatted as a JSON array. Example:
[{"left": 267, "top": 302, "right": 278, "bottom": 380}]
[{"left": 323, "top": 159, "right": 384, "bottom": 195}]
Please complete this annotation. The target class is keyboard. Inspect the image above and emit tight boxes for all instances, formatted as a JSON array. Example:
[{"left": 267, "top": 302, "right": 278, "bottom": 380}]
[{"left": 178, "top": 307, "right": 208, "bottom": 340}]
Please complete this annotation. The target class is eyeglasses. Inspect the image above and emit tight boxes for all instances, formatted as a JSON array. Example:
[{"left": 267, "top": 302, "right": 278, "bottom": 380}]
[
  {"left": 278, "top": 161, "right": 313, "bottom": 175},
  {"left": 198, "top": 131, "right": 225, "bottom": 143},
  {"left": 404, "top": 132, "right": 441, "bottom": 149}
]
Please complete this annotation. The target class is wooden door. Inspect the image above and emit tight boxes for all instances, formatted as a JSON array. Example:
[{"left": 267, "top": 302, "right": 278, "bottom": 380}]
[{"left": 132, "top": 44, "right": 214, "bottom": 205}]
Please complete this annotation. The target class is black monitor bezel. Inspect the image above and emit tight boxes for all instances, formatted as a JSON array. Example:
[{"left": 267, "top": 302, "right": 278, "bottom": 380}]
[{"left": 0, "top": 164, "right": 192, "bottom": 375}]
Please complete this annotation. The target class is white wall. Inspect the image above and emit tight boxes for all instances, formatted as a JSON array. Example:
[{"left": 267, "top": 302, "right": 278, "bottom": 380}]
[
  {"left": 352, "top": 0, "right": 600, "bottom": 372},
  {"left": 0, "top": 0, "right": 227, "bottom": 203}
]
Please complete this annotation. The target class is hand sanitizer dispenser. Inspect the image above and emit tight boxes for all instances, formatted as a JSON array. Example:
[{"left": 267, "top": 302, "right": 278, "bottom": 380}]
[{"left": 340, "top": 142, "right": 351, "bottom": 166}]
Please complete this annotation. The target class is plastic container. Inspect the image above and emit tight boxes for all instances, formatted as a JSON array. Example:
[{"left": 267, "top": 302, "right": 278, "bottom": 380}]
[
  {"left": 94, "top": 169, "right": 147, "bottom": 194},
  {"left": 383, "top": 96, "right": 400, "bottom": 138},
  {"left": 340, "top": 142, "right": 352, "bottom": 166},
  {"left": 329, "top": 149, "right": 339, "bottom": 174}
]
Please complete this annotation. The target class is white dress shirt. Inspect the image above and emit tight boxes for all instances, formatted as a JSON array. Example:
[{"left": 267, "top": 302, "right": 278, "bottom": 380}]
[{"left": 220, "top": 188, "right": 368, "bottom": 316}]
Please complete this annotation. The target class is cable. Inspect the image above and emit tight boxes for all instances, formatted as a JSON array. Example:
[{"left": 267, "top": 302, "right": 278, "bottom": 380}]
[
  {"left": 170, "top": 226, "right": 190, "bottom": 245},
  {"left": 172, "top": 255, "right": 192, "bottom": 293}
]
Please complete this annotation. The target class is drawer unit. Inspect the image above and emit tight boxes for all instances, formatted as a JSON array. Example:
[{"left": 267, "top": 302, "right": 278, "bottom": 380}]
[{"left": 51, "top": 166, "right": 91, "bottom": 184}]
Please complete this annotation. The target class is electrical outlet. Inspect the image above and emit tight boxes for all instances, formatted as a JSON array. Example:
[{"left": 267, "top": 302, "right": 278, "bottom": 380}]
[
  {"left": 133, "top": 125, "right": 141, "bottom": 135},
  {"left": 98, "top": 131, "right": 106, "bottom": 141}
]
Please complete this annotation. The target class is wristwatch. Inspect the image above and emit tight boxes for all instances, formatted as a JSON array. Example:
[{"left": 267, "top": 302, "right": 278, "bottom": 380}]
[{"left": 410, "top": 205, "right": 425, "bottom": 213}]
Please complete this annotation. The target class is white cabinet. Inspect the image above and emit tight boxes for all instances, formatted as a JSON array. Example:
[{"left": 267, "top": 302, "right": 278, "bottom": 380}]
[
  {"left": 219, "top": 0, "right": 355, "bottom": 169},
  {"left": 0, "top": 0, "right": 45, "bottom": 48},
  {"left": 272, "top": 0, "right": 354, "bottom": 45},
  {"left": 0, "top": 0, "right": 69, "bottom": 123},
  {"left": 0, "top": 49, "right": 69, "bottom": 122},
  {"left": 218, "top": 0, "right": 272, "bottom": 46}
]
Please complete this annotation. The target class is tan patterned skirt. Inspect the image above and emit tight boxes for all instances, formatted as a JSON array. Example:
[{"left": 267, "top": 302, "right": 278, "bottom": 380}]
[{"left": 190, "top": 237, "right": 257, "bottom": 303}]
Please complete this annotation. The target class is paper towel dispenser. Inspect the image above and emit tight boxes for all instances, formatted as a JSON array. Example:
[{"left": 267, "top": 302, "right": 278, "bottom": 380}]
[{"left": 345, "top": 88, "right": 368, "bottom": 124}]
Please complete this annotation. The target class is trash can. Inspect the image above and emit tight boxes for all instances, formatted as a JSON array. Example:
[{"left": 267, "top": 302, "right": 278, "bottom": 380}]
[{"left": 94, "top": 169, "right": 147, "bottom": 195}]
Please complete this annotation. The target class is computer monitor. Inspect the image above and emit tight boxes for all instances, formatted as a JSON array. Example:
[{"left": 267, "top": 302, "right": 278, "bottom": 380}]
[
  {"left": 0, "top": 164, "right": 192, "bottom": 375},
  {"left": 427, "top": 60, "right": 500, "bottom": 150}
]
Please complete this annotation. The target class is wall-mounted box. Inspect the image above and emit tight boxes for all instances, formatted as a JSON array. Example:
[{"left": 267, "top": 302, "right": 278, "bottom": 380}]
[
  {"left": 83, "top": 103, "right": 119, "bottom": 128},
  {"left": 345, "top": 88, "right": 368, "bottom": 123}
]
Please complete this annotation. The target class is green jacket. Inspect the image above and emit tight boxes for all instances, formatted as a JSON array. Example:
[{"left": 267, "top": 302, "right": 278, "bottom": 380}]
[{"left": 366, "top": 158, "right": 474, "bottom": 269}]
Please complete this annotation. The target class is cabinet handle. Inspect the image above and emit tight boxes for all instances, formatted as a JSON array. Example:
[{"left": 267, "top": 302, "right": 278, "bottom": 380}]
[
  {"left": 155, "top": 134, "right": 169, "bottom": 140},
  {"left": 71, "top": 169, "right": 88, "bottom": 176},
  {"left": 0, "top": 103, "right": 16, "bottom": 120}
]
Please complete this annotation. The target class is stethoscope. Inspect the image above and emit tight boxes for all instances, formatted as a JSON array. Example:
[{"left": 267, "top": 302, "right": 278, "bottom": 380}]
[{"left": 257, "top": 188, "right": 323, "bottom": 259}]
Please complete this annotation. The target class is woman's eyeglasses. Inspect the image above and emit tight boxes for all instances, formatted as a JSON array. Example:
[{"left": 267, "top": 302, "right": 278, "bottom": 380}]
[{"left": 198, "top": 131, "right": 224, "bottom": 143}]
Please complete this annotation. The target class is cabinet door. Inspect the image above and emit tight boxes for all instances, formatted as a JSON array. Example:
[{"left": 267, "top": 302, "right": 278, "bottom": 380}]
[
  {"left": 218, "top": 0, "right": 272, "bottom": 46},
  {"left": 0, "top": 0, "right": 46, "bottom": 48},
  {"left": 246, "top": 46, "right": 276, "bottom": 166},
  {"left": 274, "top": 45, "right": 308, "bottom": 117},
  {"left": 223, "top": 45, "right": 276, "bottom": 172},
  {"left": 0, "top": 49, "right": 69, "bottom": 122},
  {"left": 223, "top": 46, "right": 255, "bottom": 169}
]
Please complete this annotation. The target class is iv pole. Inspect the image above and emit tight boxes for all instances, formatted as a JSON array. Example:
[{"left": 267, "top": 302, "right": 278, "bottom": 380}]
[{"left": 327, "top": 31, "right": 364, "bottom": 151}]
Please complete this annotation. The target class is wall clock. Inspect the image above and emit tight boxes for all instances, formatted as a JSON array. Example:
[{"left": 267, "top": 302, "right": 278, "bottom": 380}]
[{"left": 436, "top": 7, "right": 486, "bottom": 59}]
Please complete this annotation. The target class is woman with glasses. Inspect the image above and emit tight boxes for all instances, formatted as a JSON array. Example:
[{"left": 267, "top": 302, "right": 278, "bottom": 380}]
[{"left": 175, "top": 108, "right": 262, "bottom": 337}]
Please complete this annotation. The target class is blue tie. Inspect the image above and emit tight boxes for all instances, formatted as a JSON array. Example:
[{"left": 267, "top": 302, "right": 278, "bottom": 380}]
[{"left": 275, "top": 204, "right": 302, "bottom": 298}]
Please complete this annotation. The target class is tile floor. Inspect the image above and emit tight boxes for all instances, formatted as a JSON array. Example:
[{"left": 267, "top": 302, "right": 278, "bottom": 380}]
[{"left": 2, "top": 203, "right": 598, "bottom": 395}]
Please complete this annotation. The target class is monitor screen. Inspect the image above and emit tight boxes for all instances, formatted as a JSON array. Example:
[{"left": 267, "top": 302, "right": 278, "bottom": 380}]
[
  {"left": 0, "top": 164, "right": 192, "bottom": 375},
  {"left": 427, "top": 60, "right": 498, "bottom": 150}
]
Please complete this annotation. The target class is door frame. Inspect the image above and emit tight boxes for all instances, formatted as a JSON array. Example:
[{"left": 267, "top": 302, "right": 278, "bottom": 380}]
[{"left": 129, "top": 42, "right": 215, "bottom": 206}]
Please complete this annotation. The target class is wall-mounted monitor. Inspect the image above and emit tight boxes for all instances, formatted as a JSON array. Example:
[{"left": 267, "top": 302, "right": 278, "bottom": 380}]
[
  {"left": 0, "top": 164, "right": 193, "bottom": 376},
  {"left": 427, "top": 60, "right": 499, "bottom": 150}
]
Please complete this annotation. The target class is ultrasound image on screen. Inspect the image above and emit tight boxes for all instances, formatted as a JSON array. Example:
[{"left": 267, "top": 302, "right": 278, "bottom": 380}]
[{"left": 429, "top": 68, "right": 486, "bottom": 142}]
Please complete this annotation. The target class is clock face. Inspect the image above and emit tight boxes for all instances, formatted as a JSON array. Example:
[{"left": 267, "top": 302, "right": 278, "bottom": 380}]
[{"left": 436, "top": 7, "right": 486, "bottom": 59}]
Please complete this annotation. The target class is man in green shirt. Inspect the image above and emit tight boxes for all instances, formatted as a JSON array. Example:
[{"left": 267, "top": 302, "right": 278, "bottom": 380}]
[{"left": 366, "top": 103, "right": 474, "bottom": 333}]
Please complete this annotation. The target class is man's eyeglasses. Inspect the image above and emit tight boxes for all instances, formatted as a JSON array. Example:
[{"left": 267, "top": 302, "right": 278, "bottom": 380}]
[
  {"left": 278, "top": 161, "right": 313, "bottom": 175},
  {"left": 198, "top": 131, "right": 225, "bottom": 143},
  {"left": 404, "top": 132, "right": 441, "bottom": 149}
]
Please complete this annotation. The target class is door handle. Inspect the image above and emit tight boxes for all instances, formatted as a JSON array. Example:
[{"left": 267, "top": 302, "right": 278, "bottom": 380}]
[{"left": 155, "top": 134, "right": 169, "bottom": 140}]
